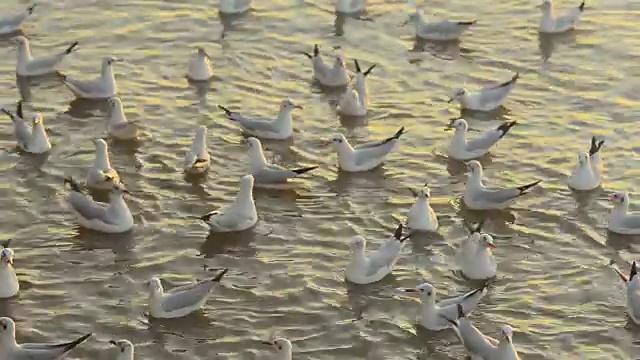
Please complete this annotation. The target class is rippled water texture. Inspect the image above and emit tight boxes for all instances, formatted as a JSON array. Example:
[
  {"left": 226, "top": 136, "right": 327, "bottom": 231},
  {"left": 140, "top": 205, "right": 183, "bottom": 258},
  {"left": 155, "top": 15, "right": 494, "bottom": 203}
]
[{"left": 1, "top": 0, "right": 640, "bottom": 358}]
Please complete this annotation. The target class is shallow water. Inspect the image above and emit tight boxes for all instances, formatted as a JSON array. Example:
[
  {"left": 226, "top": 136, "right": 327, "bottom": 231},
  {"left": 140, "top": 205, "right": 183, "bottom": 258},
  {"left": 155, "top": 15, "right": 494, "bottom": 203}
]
[{"left": 0, "top": 0, "right": 640, "bottom": 359}]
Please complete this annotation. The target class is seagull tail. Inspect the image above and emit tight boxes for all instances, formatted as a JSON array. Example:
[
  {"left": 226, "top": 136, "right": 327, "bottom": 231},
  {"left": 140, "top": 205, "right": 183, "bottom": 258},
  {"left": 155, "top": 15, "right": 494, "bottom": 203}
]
[
  {"left": 65, "top": 41, "right": 79, "bottom": 55},
  {"left": 457, "top": 20, "right": 477, "bottom": 26},
  {"left": 217, "top": 104, "right": 233, "bottom": 117},
  {"left": 64, "top": 177, "right": 82, "bottom": 193},
  {"left": 516, "top": 180, "right": 542, "bottom": 194},
  {"left": 579, "top": 1, "right": 585, "bottom": 12},
  {"left": 27, "top": 4, "right": 36, "bottom": 15},
  {"left": 391, "top": 126, "right": 406, "bottom": 140},
  {"left": 313, "top": 44, "right": 320, "bottom": 57},
  {"left": 60, "top": 333, "right": 93, "bottom": 353},
  {"left": 497, "top": 121, "right": 518, "bottom": 138},
  {"left": 191, "top": 210, "right": 218, "bottom": 222},
  {"left": 0, "top": 108, "right": 14, "bottom": 120},
  {"left": 292, "top": 165, "right": 319, "bottom": 175},
  {"left": 212, "top": 268, "right": 229, "bottom": 282},
  {"left": 303, "top": 52, "right": 312, "bottom": 60}
]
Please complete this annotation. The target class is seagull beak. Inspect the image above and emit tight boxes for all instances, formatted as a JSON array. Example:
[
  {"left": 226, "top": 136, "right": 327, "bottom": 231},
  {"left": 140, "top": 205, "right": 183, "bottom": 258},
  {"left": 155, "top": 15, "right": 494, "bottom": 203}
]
[
  {"left": 536, "top": 4, "right": 543, "bottom": 8},
  {"left": 402, "top": 288, "right": 419, "bottom": 293},
  {"left": 293, "top": 104, "right": 303, "bottom": 109},
  {"left": 400, "top": 19, "right": 410, "bottom": 27},
  {"left": 447, "top": 97, "right": 454, "bottom": 103},
  {"left": 113, "top": 57, "right": 124, "bottom": 63},
  {"left": 321, "top": 140, "right": 331, "bottom": 147},
  {"left": 607, "top": 194, "right": 616, "bottom": 202},
  {"left": 122, "top": 189, "right": 131, "bottom": 195},
  {"left": 109, "top": 340, "right": 118, "bottom": 346},
  {"left": 486, "top": 242, "right": 496, "bottom": 249},
  {"left": 261, "top": 340, "right": 274, "bottom": 346}
]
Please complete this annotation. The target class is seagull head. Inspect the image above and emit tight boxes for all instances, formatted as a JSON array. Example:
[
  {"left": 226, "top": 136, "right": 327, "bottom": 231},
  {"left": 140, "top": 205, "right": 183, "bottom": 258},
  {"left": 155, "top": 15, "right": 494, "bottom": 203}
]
[
  {"left": 334, "top": 54, "right": 346, "bottom": 68},
  {"left": 350, "top": 236, "right": 366, "bottom": 252},
  {"left": 0, "top": 317, "right": 16, "bottom": 340},
  {"left": 11, "top": 35, "right": 28, "bottom": 47},
  {"left": 109, "top": 97, "right": 123, "bottom": 110},
  {"left": 500, "top": 325, "right": 514, "bottom": 343},
  {"left": 537, "top": 0, "right": 552, "bottom": 10},
  {"left": 280, "top": 98, "right": 303, "bottom": 111},
  {"left": 448, "top": 88, "right": 468, "bottom": 103},
  {"left": 410, "top": 183, "right": 430, "bottom": 199},
  {"left": 480, "top": 234, "right": 496, "bottom": 249},
  {"left": 148, "top": 277, "right": 163, "bottom": 294},
  {"left": 403, "top": 282, "right": 436, "bottom": 303},
  {"left": 110, "top": 182, "right": 130, "bottom": 197},
  {"left": 323, "top": 133, "right": 347, "bottom": 148},
  {"left": 245, "top": 137, "right": 262, "bottom": 150},
  {"left": 465, "top": 160, "right": 483, "bottom": 175},
  {"left": 607, "top": 192, "right": 628, "bottom": 206},
  {"left": 32, "top": 113, "right": 43, "bottom": 127},
  {"left": 196, "top": 47, "right": 211, "bottom": 60},
  {"left": 109, "top": 339, "right": 134, "bottom": 357},
  {"left": 445, "top": 118, "right": 468, "bottom": 132},
  {"left": 576, "top": 152, "right": 589, "bottom": 167},
  {"left": 0, "top": 248, "right": 14, "bottom": 267},
  {"left": 262, "top": 337, "right": 292, "bottom": 355},
  {"left": 104, "top": 56, "right": 123, "bottom": 66},
  {"left": 239, "top": 174, "right": 255, "bottom": 191},
  {"left": 93, "top": 138, "right": 108, "bottom": 151}
]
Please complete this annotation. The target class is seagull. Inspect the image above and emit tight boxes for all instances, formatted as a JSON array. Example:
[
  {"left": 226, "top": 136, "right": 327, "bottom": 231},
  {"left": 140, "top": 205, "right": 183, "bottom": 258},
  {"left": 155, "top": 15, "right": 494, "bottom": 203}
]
[
  {"left": 446, "top": 119, "right": 517, "bottom": 161},
  {"left": 187, "top": 47, "right": 214, "bottom": 81},
  {"left": 538, "top": 0, "right": 585, "bottom": 34},
  {"left": 402, "top": 282, "right": 488, "bottom": 331},
  {"left": 304, "top": 44, "right": 350, "bottom": 87},
  {"left": 109, "top": 339, "right": 134, "bottom": 360},
  {"left": 64, "top": 177, "right": 134, "bottom": 234},
  {"left": 61, "top": 56, "right": 123, "bottom": 99},
  {"left": 444, "top": 304, "right": 521, "bottom": 359},
  {"left": 86, "top": 139, "right": 120, "bottom": 190},
  {"left": 406, "top": 184, "right": 438, "bottom": 232},
  {"left": 336, "top": 0, "right": 366, "bottom": 14},
  {"left": 612, "top": 261, "right": 640, "bottom": 325},
  {"left": 402, "top": 0, "right": 475, "bottom": 41},
  {"left": 607, "top": 192, "right": 640, "bottom": 235},
  {"left": 147, "top": 268, "right": 228, "bottom": 319},
  {"left": 0, "top": 240, "right": 18, "bottom": 299},
  {"left": 448, "top": 73, "right": 519, "bottom": 112},
  {"left": 262, "top": 338, "right": 293, "bottom": 360},
  {"left": 567, "top": 136, "right": 604, "bottom": 191},
  {"left": 337, "top": 59, "right": 375, "bottom": 117},
  {"left": 0, "top": 4, "right": 35, "bottom": 35},
  {"left": 345, "top": 224, "right": 411, "bottom": 285},
  {"left": 463, "top": 160, "right": 542, "bottom": 210},
  {"left": 243, "top": 137, "right": 318, "bottom": 185},
  {"left": 183, "top": 125, "right": 211, "bottom": 175},
  {"left": 12, "top": 36, "right": 78, "bottom": 77},
  {"left": 0, "top": 317, "right": 92, "bottom": 360},
  {"left": 107, "top": 97, "right": 140, "bottom": 141},
  {"left": 219, "top": 0, "right": 252, "bottom": 15},
  {"left": 218, "top": 99, "right": 302, "bottom": 140},
  {"left": 324, "top": 127, "right": 406, "bottom": 172},
  {"left": 192, "top": 174, "right": 258, "bottom": 232},
  {"left": 458, "top": 222, "right": 497, "bottom": 280},
  {"left": 1, "top": 103, "right": 51, "bottom": 154}
]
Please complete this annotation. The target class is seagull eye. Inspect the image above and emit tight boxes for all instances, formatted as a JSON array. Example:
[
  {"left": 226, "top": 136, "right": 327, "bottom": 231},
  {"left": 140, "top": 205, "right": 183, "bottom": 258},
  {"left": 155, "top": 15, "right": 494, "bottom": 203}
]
[
  {"left": 277, "top": 345, "right": 282, "bottom": 350},
  {"left": 426, "top": 291, "right": 432, "bottom": 296}
]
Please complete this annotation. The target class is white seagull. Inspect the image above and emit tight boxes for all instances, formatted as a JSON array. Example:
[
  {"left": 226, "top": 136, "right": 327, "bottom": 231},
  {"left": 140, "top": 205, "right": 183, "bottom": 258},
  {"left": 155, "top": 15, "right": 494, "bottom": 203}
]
[
  {"left": 193, "top": 174, "right": 258, "bottom": 232},
  {"left": 304, "top": 44, "right": 350, "bottom": 87},
  {"left": 64, "top": 177, "right": 134, "bottom": 234},
  {"left": 0, "top": 4, "right": 35, "bottom": 35},
  {"left": 567, "top": 136, "right": 604, "bottom": 191},
  {"left": 109, "top": 339, "right": 134, "bottom": 360},
  {"left": 458, "top": 221, "right": 498, "bottom": 280},
  {"left": 244, "top": 137, "right": 318, "bottom": 185},
  {"left": 13, "top": 36, "right": 78, "bottom": 77},
  {"left": 61, "top": 56, "right": 122, "bottom": 99},
  {"left": 538, "top": 0, "right": 585, "bottom": 34},
  {"left": 0, "top": 240, "right": 18, "bottom": 299},
  {"left": 337, "top": 59, "right": 375, "bottom": 117},
  {"left": 147, "top": 268, "right": 228, "bottom": 319},
  {"left": 336, "top": 0, "right": 366, "bottom": 14},
  {"left": 607, "top": 192, "right": 640, "bottom": 235},
  {"left": 325, "top": 127, "right": 405, "bottom": 172},
  {"left": 183, "top": 125, "right": 211, "bottom": 175},
  {"left": 403, "top": 0, "right": 476, "bottom": 41},
  {"left": 444, "top": 304, "right": 521, "bottom": 360},
  {"left": 218, "top": 99, "right": 302, "bottom": 140},
  {"left": 86, "top": 139, "right": 120, "bottom": 190},
  {"left": 613, "top": 261, "right": 640, "bottom": 325},
  {"left": 107, "top": 97, "right": 140, "bottom": 141},
  {"left": 187, "top": 47, "right": 214, "bottom": 81},
  {"left": 402, "top": 282, "right": 488, "bottom": 331},
  {"left": 406, "top": 184, "right": 438, "bottom": 232},
  {"left": 262, "top": 338, "right": 293, "bottom": 360},
  {"left": 0, "top": 317, "right": 92, "bottom": 360},
  {"left": 1, "top": 102, "right": 51, "bottom": 154},
  {"left": 219, "top": 0, "right": 251, "bottom": 15},
  {"left": 446, "top": 118, "right": 517, "bottom": 161},
  {"left": 345, "top": 224, "right": 411, "bottom": 285},
  {"left": 463, "top": 160, "right": 542, "bottom": 210},
  {"left": 448, "top": 73, "right": 519, "bottom": 112}
]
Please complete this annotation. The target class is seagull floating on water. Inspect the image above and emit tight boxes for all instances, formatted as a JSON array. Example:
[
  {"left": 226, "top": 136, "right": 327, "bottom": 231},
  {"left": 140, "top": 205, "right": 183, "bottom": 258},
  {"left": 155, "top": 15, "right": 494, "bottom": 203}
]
[
  {"left": 458, "top": 221, "right": 497, "bottom": 280},
  {"left": 446, "top": 118, "right": 517, "bottom": 161},
  {"left": 403, "top": 0, "right": 476, "bottom": 41},
  {"left": 336, "top": 0, "right": 366, "bottom": 14},
  {"left": 107, "top": 97, "right": 140, "bottom": 140},
  {"left": 12, "top": 36, "right": 78, "bottom": 77},
  {"left": 0, "top": 4, "right": 35, "bottom": 35},
  {"left": 1, "top": 102, "right": 51, "bottom": 154},
  {"left": 463, "top": 160, "right": 542, "bottom": 210},
  {"left": 448, "top": 73, "right": 519, "bottom": 112},
  {"left": 607, "top": 192, "right": 640, "bottom": 235},
  {"left": 61, "top": 56, "right": 122, "bottom": 99},
  {"left": 244, "top": 137, "right": 318, "bottom": 186},
  {"left": 64, "top": 177, "right": 134, "bottom": 234},
  {"left": 402, "top": 282, "right": 488, "bottom": 331},
  {"left": 406, "top": 184, "right": 438, "bottom": 232},
  {"left": 337, "top": 59, "right": 375, "bottom": 117},
  {"left": 218, "top": 99, "right": 301, "bottom": 140},
  {"left": 568, "top": 136, "right": 604, "bottom": 191},
  {"left": 147, "top": 268, "right": 228, "bottom": 319},
  {"left": 86, "top": 139, "right": 120, "bottom": 190},
  {"left": 219, "top": 0, "right": 251, "bottom": 15},
  {"left": 613, "top": 261, "right": 640, "bottom": 325},
  {"left": 304, "top": 44, "right": 350, "bottom": 87},
  {"left": 183, "top": 125, "right": 211, "bottom": 175},
  {"left": 324, "top": 127, "right": 405, "bottom": 172},
  {"left": 187, "top": 47, "right": 214, "bottom": 81},
  {"left": 345, "top": 224, "right": 410, "bottom": 285},
  {"left": 538, "top": 0, "right": 585, "bottom": 34},
  {"left": 263, "top": 338, "right": 292, "bottom": 360},
  {"left": 0, "top": 317, "right": 92, "bottom": 360},
  {"left": 109, "top": 339, "right": 134, "bottom": 360},
  {"left": 0, "top": 240, "right": 18, "bottom": 299},
  {"left": 193, "top": 174, "right": 258, "bottom": 232}
]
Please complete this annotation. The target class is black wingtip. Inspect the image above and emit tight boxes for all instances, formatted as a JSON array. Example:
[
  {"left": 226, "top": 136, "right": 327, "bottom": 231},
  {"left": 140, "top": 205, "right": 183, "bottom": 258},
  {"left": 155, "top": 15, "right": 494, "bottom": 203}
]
[
  {"left": 313, "top": 44, "right": 319, "bottom": 57},
  {"left": 1, "top": 109, "right": 13, "bottom": 119},
  {"left": 213, "top": 268, "right": 229, "bottom": 282},
  {"left": 364, "top": 64, "right": 376, "bottom": 77},
  {"left": 393, "top": 223, "right": 403, "bottom": 240},
  {"left": 16, "top": 100, "right": 23, "bottom": 119},
  {"left": 588, "top": 136, "right": 604, "bottom": 156},
  {"left": 354, "top": 59, "right": 362, "bottom": 73},
  {"left": 303, "top": 52, "right": 312, "bottom": 59},
  {"left": 497, "top": 121, "right": 517, "bottom": 138},
  {"left": 292, "top": 165, "right": 319, "bottom": 175},
  {"left": 65, "top": 41, "right": 79, "bottom": 54},
  {"left": 456, "top": 303, "right": 465, "bottom": 318},
  {"left": 1, "top": 239, "right": 12, "bottom": 249},
  {"left": 217, "top": 105, "right": 232, "bottom": 116},
  {"left": 457, "top": 20, "right": 477, "bottom": 26},
  {"left": 579, "top": 1, "right": 585, "bottom": 12},
  {"left": 62, "top": 333, "right": 93, "bottom": 353},
  {"left": 393, "top": 126, "right": 406, "bottom": 140},
  {"left": 198, "top": 210, "right": 218, "bottom": 222},
  {"left": 27, "top": 4, "right": 36, "bottom": 15},
  {"left": 64, "top": 177, "right": 82, "bottom": 193},
  {"left": 517, "top": 180, "right": 542, "bottom": 194},
  {"left": 631, "top": 261, "right": 638, "bottom": 280}
]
